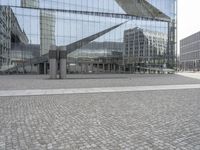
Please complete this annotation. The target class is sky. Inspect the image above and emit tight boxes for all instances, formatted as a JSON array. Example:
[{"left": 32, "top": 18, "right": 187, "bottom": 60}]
[
  {"left": 177, "top": 0, "right": 200, "bottom": 54},
  {"left": 178, "top": 0, "right": 200, "bottom": 41}
]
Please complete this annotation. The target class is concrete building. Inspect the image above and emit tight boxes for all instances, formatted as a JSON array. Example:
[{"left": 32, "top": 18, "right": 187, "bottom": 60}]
[
  {"left": 180, "top": 31, "right": 200, "bottom": 71},
  {"left": 124, "top": 27, "right": 167, "bottom": 70},
  {"left": 0, "top": 6, "right": 11, "bottom": 69},
  {"left": 0, "top": 6, "right": 28, "bottom": 70}
]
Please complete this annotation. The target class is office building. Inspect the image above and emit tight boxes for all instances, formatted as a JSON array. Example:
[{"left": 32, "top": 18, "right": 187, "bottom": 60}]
[
  {"left": 124, "top": 27, "right": 167, "bottom": 70},
  {"left": 0, "top": 6, "right": 28, "bottom": 70},
  {"left": 180, "top": 31, "right": 200, "bottom": 71},
  {"left": 0, "top": 0, "right": 177, "bottom": 73}
]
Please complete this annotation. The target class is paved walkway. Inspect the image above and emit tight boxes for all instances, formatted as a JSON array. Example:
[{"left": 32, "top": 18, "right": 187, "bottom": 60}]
[
  {"left": 1, "top": 84, "right": 200, "bottom": 97},
  {"left": 1, "top": 90, "right": 200, "bottom": 150},
  {"left": 177, "top": 72, "right": 200, "bottom": 80},
  {"left": 1, "top": 74, "right": 200, "bottom": 150}
]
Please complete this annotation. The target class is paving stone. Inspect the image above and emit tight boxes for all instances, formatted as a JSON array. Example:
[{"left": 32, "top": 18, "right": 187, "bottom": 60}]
[{"left": 1, "top": 75, "right": 200, "bottom": 149}]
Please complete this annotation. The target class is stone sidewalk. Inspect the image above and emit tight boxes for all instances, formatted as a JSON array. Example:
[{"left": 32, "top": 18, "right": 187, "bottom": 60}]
[
  {"left": 1, "top": 89, "right": 200, "bottom": 150},
  {"left": 1, "top": 74, "right": 200, "bottom": 150}
]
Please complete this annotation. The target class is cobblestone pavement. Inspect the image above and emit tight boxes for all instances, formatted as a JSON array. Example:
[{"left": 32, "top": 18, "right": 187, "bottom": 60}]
[
  {"left": 0, "top": 74, "right": 200, "bottom": 90},
  {"left": 1, "top": 89, "right": 200, "bottom": 150}
]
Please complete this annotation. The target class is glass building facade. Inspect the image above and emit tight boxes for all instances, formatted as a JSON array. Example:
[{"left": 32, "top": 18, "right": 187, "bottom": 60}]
[{"left": 0, "top": 0, "right": 177, "bottom": 73}]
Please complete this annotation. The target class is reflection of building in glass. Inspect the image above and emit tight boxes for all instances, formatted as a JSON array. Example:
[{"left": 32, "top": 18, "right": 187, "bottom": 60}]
[
  {"left": 69, "top": 42, "right": 123, "bottom": 59},
  {"left": 124, "top": 27, "right": 167, "bottom": 67},
  {"left": 0, "top": 0, "right": 177, "bottom": 73},
  {"left": 10, "top": 43, "right": 40, "bottom": 66},
  {"left": 21, "top": 0, "right": 39, "bottom": 7},
  {"left": 180, "top": 31, "right": 200, "bottom": 71},
  {"left": 40, "top": 10, "right": 55, "bottom": 55},
  {"left": 21, "top": 0, "right": 55, "bottom": 55},
  {"left": 67, "top": 42, "right": 123, "bottom": 73},
  {"left": 0, "top": 6, "right": 11, "bottom": 69},
  {"left": 0, "top": 6, "right": 28, "bottom": 70}
]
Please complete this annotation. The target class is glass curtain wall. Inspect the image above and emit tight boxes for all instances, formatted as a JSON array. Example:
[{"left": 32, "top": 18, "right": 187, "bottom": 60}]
[{"left": 0, "top": 0, "right": 177, "bottom": 73}]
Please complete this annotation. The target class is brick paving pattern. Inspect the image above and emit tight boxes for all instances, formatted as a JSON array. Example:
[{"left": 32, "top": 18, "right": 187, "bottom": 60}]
[{"left": 1, "top": 89, "right": 200, "bottom": 150}]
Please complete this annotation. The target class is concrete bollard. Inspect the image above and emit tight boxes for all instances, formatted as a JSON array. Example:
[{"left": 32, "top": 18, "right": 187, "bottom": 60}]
[
  {"left": 49, "top": 45, "right": 57, "bottom": 79},
  {"left": 59, "top": 47, "right": 67, "bottom": 79}
]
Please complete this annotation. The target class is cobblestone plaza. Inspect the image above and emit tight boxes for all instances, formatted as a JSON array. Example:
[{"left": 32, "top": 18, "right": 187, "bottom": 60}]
[{"left": 1, "top": 74, "right": 200, "bottom": 150}]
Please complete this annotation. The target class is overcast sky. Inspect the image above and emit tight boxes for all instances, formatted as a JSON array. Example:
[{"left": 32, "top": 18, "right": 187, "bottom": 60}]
[
  {"left": 177, "top": 0, "right": 200, "bottom": 54},
  {"left": 178, "top": 0, "right": 200, "bottom": 40}
]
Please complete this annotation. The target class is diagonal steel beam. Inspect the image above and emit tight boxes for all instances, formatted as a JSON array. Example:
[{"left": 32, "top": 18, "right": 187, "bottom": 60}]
[
  {"left": 3, "top": 21, "right": 127, "bottom": 73},
  {"left": 59, "top": 21, "right": 127, "bottom": 54}
]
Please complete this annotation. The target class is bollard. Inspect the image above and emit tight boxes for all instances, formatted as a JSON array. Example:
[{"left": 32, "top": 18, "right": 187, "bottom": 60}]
[
  {"left": 49, "top": 45, "right": 57, "bottom": 79},
  {"left": 59, "top": 47, "right": 67, "bottom": 79}
]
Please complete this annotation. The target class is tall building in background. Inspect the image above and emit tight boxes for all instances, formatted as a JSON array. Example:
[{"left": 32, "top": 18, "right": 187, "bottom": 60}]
[
  {"left": 21, "top": 0, "right": 39, "bottom": 7},
  {"left": 0, "top": 6, "right": 11, "bottom": 69},
  {"left": 40, "top": 10, "right": 55, "bottom": 55},
  {"left": 0, "top": 6, "right": 28, "bottom": 70},
  {"left": 21, "top": 0, "right": 55, "bottom": 56},
  {"left": 0, "top": 0, "right": 177, "bottom": 73},
  {"left": 180, "top": 31, "right": 200, "bottom": 71}
]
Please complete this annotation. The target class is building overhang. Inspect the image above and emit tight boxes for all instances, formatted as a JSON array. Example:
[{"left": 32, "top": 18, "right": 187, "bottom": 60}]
[{"left": 115, "top": 0, "right": 171, "bottom": 21}]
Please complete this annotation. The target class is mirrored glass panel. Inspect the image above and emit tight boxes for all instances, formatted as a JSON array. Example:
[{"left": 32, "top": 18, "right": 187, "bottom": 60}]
[{"left": 0, "top": 0, "right": 177, "bottom": 73}]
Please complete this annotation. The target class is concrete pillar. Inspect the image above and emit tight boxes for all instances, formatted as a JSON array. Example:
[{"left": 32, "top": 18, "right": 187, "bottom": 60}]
[
  {"left": 108, "top": 64, "right": 110, "bottom": 72},
  {"left": 86, "top": 63, "right": 89, "bottom": 73},
  {"left": 129, "top": 64, "right": 132, "bottom": 74},
  {"left": 118, "top": 66, "right": 121, "bottom": 73},
  {"left": 114, "top": 64, "right": 116, "bottom": 72},
  {"left": 49, "top": 45, "right": 57, "bottom": 79},
  {"left": 59, "top": 48, "right": 67, "bottom": 79},
  {"left": 68, "top": 64, "right": 70, "bottom": 73},
  {"left": 16, "top": 66, "right": 19, "bottom": 74},
  {"left": 97, "top": 64, "right": 100, "bottom": 73},
  {"left": 81, "top": 64, "right": 83, "bottom": 73},
  {"left": 103, "top": 64, "right": 105, "bottom": 72},
  {"left": 91, "top": 64, "right": 94, "bottom": 73},
  {"left": 44, "top": 62, "right": 47, "bottom": 74},
  {"left": 30, "top": 64, "right": 33, "bottom": 74},
  {"left": 37, "top": 64, "right": 40, "bottom": 75}
]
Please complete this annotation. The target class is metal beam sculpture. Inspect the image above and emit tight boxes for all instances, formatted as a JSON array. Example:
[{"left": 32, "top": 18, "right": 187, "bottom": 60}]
[
  {"left": 4, "top": 22, "right": 126, "bottom": 74},
  {"left": 59, "top": 22, "right": 126, "bottom": 54},
  {"left": 49, "top": 21, "right": 127, "bottom": 79}
]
